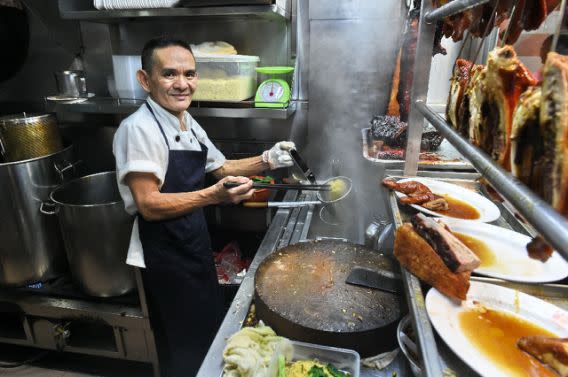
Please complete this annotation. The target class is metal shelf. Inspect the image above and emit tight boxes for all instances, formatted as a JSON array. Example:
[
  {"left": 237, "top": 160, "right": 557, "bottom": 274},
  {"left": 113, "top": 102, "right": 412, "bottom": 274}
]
[
  {"left": 58, "top": 4, "right": 289, "bottom": 22},
  {"left": 45, "top": 97, "right": 296, "bottom": 119},
  {"left": 416, "top": 101, "right": 568, "bottom": 262}
]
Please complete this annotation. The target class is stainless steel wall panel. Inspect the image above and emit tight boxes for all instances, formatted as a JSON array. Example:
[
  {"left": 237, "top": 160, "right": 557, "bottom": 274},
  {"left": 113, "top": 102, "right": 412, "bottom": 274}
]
[
  {"left": 309, "top": 0, "right": 403, "bottom": 20},
  {"left": 81, "top": 22, "right": 115, "bottom": 96},
  {"left": 307, "top": 17, "right": 402, "bottom": 162}
]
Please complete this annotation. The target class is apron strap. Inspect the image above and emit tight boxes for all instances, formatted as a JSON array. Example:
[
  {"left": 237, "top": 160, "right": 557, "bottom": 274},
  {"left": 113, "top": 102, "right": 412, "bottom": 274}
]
[{"left": 145, "top": 102, "right": 170, "bottom": 149}]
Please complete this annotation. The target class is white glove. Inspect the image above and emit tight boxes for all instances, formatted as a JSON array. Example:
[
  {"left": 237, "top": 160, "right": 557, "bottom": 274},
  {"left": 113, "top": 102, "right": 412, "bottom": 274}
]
[{"left": 262, "top": 141, "right": 296, "bottom": 169}]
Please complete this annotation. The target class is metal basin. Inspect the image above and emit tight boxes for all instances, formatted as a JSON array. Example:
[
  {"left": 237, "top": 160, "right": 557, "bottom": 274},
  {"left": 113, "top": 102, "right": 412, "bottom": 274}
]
[
  {"left": 50, "top": 171, "right": 135, "bottom": 297},
  {"left": 0, "top": 145, "right": 74, "bottom": 286}
]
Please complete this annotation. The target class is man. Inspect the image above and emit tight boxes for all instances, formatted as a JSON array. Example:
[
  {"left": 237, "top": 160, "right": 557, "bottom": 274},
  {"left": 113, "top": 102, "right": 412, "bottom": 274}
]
[{"left": 112, "top": 37, "right": 295, "bottom": 376}]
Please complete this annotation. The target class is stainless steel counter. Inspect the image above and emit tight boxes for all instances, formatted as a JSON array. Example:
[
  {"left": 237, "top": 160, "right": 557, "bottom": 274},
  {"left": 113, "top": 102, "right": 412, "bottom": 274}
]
[{"left": 197, "top": 190, "right": 414, "bottom": 377}]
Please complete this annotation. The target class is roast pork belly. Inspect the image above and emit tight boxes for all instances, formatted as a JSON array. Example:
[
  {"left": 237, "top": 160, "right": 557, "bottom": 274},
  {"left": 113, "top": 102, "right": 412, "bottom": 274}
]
[
  {"left": 518, "top": 336, "right": 568, "bottom": 377},
  {"left": 394, "top": 223, "right": 471, "bottom": 301},
  {"left": 411, "top": 213, "right": 480, "bottom": 273},
  {"left": 447, "top": 59, "right": 474, "bottom": 130},
  {"left": 511, "top": 86, "right": 544, "bottom": 195},
  {"left": 540, "top": 52, "right": 568, "bottom": 216}
]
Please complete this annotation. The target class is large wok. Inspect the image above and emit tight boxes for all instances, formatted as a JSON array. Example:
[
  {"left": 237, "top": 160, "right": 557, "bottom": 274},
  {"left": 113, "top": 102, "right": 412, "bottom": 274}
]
[{"left": 254, "top": 239, "right": 406, "bottom": 356}]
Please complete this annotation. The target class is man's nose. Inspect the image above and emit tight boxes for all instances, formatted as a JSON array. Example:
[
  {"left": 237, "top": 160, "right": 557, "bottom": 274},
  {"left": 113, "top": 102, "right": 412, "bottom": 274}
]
[{"left": 173, "top": 75, "right": 189, "bottom": 90}]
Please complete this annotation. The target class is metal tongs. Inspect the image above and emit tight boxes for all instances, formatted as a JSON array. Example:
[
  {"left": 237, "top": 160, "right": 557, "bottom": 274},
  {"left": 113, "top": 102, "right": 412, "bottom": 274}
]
[{"left": 223, "top": 182, "right": 330, "bottom": 191}]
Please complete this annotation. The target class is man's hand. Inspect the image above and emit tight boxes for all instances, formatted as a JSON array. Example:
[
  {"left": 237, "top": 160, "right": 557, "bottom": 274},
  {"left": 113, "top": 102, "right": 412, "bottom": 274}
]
[
  {"left": 210, "top": 176, "right": 254, "bottom": 204},
  {"left": 262, "top": 141, "right": 296, "bottom": 170}
]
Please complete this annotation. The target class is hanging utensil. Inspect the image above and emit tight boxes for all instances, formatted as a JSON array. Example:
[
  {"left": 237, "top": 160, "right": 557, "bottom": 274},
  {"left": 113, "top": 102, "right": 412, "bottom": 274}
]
[{"left": 289, "top": 148, "right": 317, "bottom": 184}]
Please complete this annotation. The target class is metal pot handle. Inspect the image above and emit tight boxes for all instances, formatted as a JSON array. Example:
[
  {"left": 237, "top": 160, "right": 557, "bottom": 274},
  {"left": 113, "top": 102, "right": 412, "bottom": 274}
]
[
  {"left": 54, "top": 160, "right": 82, "bottom": 181},
  {"left": 0, "top": 137, "right": 6, "bottom": 160},
  {"left": 40, "top": 201, "right": 59, "bottom": 215}
]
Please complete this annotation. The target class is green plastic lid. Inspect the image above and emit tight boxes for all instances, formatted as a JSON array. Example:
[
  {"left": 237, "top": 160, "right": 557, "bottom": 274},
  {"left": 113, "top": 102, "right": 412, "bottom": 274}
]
[{"left": 255, "top": 66, "right": 294, "bottom": 74}]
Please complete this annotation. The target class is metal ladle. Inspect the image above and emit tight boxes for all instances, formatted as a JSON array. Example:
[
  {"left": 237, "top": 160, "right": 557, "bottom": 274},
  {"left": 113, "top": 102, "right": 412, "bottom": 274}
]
[{"left": 242, "top": 176, "right": 352, "bottom": 209}]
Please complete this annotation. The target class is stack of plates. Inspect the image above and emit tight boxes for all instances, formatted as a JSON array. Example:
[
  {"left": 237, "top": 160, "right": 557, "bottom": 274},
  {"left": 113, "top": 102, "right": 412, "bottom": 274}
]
[{"left": 94, "top": 0, "right": 179, "bottom": 10}]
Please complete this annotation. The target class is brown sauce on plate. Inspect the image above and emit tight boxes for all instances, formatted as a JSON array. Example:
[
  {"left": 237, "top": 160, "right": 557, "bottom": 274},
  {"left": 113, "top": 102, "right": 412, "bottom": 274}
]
[
  {"left": 454, "top": 232, "right": 496, "bottom": 268},
  {"left": 433, "top": 196, "right": 480, "bottom": 220},
  {"left": 459, "top": 307, "right": 558, "bottom": 377}
]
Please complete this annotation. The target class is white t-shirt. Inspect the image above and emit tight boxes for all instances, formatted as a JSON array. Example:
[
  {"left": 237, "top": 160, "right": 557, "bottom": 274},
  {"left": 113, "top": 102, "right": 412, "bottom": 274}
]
[{"left": 113, "top": 96, "right": 226, "bottom": 267}]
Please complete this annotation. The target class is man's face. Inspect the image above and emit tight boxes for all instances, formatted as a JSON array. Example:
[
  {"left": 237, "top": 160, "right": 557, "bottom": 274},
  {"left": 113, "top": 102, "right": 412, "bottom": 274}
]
[{"left": 138, "top": 46, "right": 198, "bottom": 117}]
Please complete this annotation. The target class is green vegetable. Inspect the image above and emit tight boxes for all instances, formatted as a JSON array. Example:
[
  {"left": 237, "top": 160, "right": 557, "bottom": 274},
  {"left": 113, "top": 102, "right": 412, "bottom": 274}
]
[
  {"left": 326, "top": 364, "right": 350, "bottom": 377},
  {"left": 308, "top": 365, "right": 326, "bottom": 377},
  {"left": 278, "top": 355, "right": 286, "bottom": 377},
  {"left": 251, "top": 176, "right": 273, "bottom": 184}
]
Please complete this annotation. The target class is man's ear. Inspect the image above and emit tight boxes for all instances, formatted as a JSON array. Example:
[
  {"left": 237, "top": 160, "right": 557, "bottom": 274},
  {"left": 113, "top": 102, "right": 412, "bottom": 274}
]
[{"left": 136, "top": 69, "right": 151, "bottom": 92}]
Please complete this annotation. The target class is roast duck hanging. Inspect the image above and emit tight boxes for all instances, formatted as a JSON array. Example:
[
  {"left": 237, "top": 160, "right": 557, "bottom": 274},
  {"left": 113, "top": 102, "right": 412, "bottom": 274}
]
[{"left": 445, "top": 45, "right": 568, "bottom": 264}]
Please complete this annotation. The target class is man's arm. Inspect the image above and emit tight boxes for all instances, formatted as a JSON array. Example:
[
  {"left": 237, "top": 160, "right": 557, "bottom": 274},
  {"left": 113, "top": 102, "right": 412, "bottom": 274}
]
[
  {"left": 211, "top": 141, "right": 296, "bottom": 179},
  {"left": 126, "top": 172, "right": 254, "bottom": 221},
  {"left": 211, "top": 156, "right": 269, "bottom": 179}
]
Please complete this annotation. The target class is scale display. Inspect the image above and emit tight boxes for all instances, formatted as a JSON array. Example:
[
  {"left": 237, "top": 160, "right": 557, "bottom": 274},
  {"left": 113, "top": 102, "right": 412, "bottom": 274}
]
[{"left": 254, "top": 66, "right": 294, "bottom": 108}]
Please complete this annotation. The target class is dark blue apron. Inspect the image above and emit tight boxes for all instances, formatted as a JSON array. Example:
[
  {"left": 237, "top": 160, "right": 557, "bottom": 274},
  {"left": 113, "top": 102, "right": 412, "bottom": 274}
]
[{"left": 139, "top": 102, "right": 223, "bottom": 377}]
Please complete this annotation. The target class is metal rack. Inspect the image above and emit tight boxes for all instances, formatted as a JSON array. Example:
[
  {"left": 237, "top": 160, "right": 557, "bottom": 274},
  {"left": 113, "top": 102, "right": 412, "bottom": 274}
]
[
  {"left": 45, "top": 97, "right": 297, "bottom": 119},
  {"left": 400, "top": 0, "right": 568, "bottom": 376},
  {"left": 57, "top": 0, "right": 290, "bottom": 22}
]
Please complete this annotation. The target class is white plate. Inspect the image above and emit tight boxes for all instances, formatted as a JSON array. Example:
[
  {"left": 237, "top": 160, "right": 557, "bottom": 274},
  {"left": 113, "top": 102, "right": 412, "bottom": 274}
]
[
  {"left": 444, "top": 219, "right": 568, "bottom": 283},
  {"left": 426, "top": 281, "right": 568, "bottom": 377},
  {"left": 394, "top": 177, "right": 500, "bottom": 222}
]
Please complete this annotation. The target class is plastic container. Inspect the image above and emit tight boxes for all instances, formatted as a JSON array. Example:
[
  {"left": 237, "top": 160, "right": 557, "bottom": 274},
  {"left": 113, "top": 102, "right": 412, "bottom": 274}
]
[
  {"left": 194, "top": 54, "right": 260, "bottom": 101},
  {"left": 289, "top": 340, "right": 361, "bottom": 377},
  {"left": 111, "top": 55, "right": 148, "bottom": 100}
]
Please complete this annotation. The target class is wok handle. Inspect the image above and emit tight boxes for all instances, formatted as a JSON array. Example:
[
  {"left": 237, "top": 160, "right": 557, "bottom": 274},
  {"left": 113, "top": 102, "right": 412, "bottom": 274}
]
[{"left": 242, "top": 202, "right": 268, "bottom": 208}]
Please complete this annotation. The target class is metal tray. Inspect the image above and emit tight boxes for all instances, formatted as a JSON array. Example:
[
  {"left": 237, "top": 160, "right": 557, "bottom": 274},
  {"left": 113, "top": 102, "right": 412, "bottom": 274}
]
[
  {"left": 362, "top": 128, "right": 473, "bottom": 171},
  {"left": 385, "top": 170, "right": 568, "bottom": 376}
]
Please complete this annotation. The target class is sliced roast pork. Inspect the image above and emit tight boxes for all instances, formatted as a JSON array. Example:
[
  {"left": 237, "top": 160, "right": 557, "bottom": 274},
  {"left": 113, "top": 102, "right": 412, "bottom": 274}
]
[{"left": 411, "top": 213, "right": 480, "bottom": 273}]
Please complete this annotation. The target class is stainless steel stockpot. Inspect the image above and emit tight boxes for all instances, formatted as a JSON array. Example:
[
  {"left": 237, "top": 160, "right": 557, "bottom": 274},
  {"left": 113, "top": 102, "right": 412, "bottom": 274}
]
[
  {"left": 0, "top": 145, "right": 76, "bottom": 286},
  {"left": 48, "top": 171, "right": 136, "bottom": 297}
]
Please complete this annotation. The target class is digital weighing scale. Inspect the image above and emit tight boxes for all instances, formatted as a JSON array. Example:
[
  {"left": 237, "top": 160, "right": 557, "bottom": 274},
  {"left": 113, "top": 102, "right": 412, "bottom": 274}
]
[{"left": 254, "top": 66, "right": 294, "bottom": 108}]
